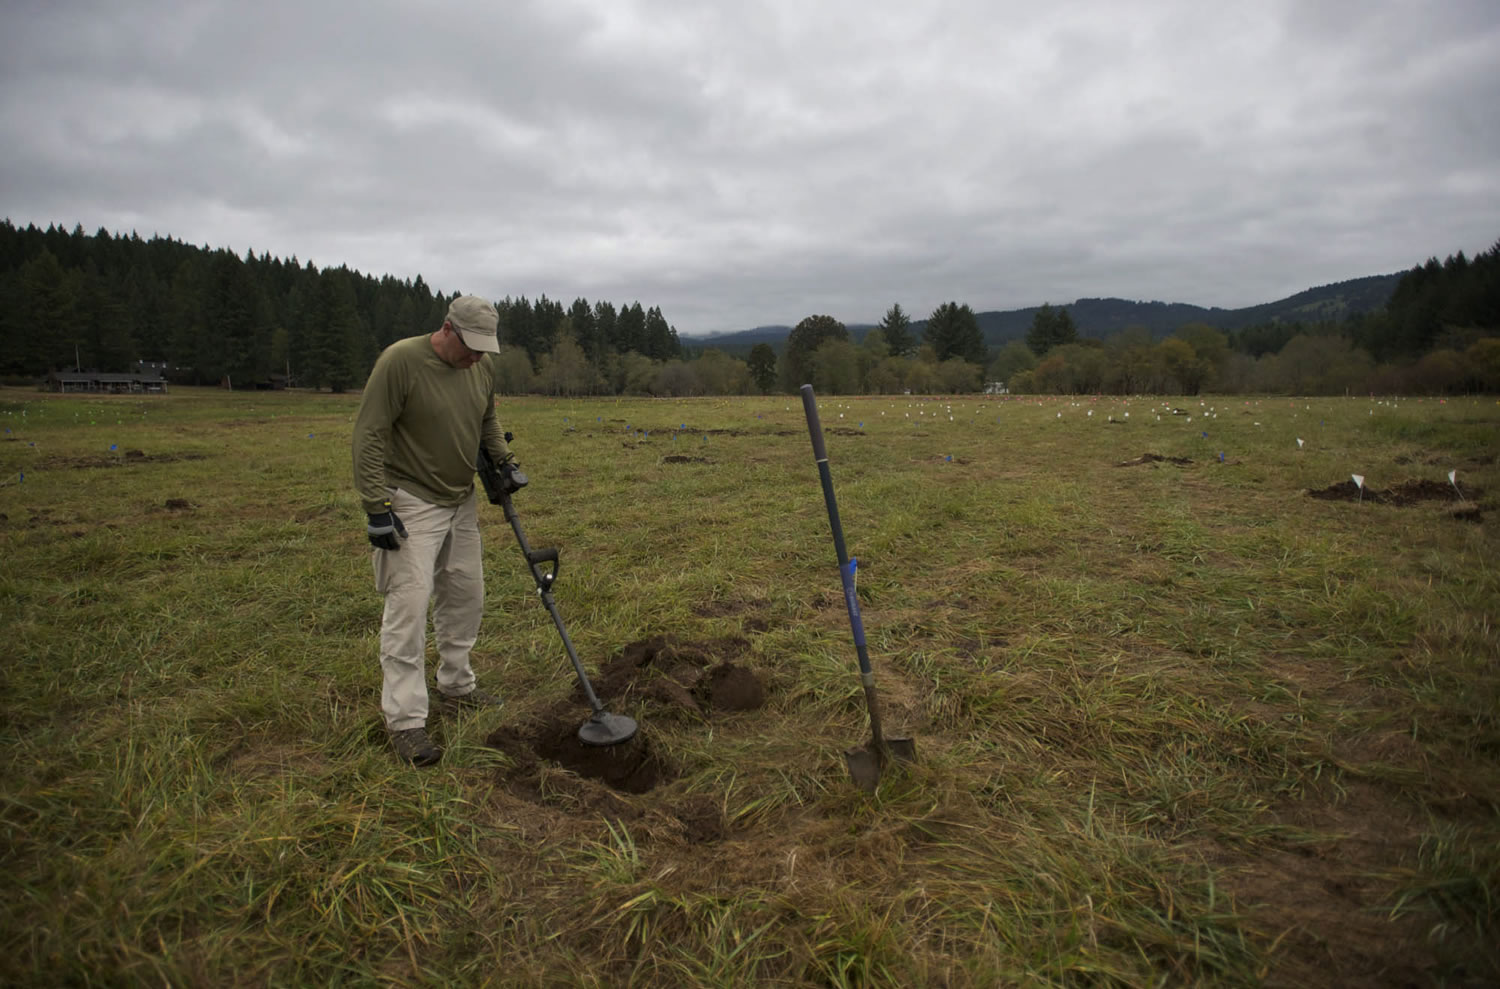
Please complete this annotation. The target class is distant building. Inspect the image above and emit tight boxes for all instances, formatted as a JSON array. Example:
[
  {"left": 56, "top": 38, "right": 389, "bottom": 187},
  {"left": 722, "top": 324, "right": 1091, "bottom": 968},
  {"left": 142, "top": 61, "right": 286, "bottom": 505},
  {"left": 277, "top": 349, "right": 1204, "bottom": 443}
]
[{"left": 46, "top": 370, "right": 169, "bottom": 394}]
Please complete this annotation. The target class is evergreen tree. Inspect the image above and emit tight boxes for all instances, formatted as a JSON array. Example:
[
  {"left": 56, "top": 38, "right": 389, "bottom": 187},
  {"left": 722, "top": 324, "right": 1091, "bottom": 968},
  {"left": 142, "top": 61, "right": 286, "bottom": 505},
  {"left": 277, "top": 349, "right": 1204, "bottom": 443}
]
[
  {"left": 16, "top": 249, "right": 78, "bottom": 373},
  {"left": 747, "top": 342, "right": 777, "bottom": 394},
  {"left": 592, "top": 300, "right": 618, "bottom": 358},
  {"left": 643, "top": 306, "right": 679, "bottom": 360},
  {"left": 498, "top": 296, "right": 536, "bottom": 365},
  {"left": 531, "top": 295, "right": 565, "bottom": 363},
  {"left": 1025, "top": 303, "right": 1078, "bottom": 356},
  {"left": 616, "top": 302, "right": 646, "bottom": 354},
  {"left": 879, "top": 303, "right": 915, "bottom": 356},
  {"left": 568, "top": 297, "right": 603, "bottom": 363},
  {"left": 923, "top": 301, "right": 985, "bottom": 364}
]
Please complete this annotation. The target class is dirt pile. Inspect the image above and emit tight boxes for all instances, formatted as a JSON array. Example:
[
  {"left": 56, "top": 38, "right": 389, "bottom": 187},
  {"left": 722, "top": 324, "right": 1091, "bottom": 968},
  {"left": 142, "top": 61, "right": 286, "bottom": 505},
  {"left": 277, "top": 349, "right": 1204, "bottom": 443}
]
[
  {"left": 1307, "top": 478, "right": 1482, "bottom": 517},
  {"left": 1116, "top": 452, "right": 1193, "bottom": 467},
  {"left": 587, "top": 635, "right": 767, "bottom": 715},
  {"left": 483, "top": 635, "right": 766, "bottom": 795}
]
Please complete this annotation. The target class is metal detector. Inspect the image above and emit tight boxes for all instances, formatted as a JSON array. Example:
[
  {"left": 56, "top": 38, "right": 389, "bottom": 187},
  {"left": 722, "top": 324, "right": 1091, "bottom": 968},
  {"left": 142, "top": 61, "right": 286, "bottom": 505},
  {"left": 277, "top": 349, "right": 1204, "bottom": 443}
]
[{"left": 478, "top": 446, "right": 637, "bottom": 747}]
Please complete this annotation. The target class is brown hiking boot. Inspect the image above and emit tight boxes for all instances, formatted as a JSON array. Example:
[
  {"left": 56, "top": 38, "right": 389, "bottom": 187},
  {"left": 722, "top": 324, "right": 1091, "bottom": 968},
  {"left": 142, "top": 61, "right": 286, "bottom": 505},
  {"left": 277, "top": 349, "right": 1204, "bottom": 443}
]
[
  {"left": 434, "top": 687, "right": 501, "bottom": 714},
  {"left": 390, "top": 727, "right": 441, "bottom": 767}
]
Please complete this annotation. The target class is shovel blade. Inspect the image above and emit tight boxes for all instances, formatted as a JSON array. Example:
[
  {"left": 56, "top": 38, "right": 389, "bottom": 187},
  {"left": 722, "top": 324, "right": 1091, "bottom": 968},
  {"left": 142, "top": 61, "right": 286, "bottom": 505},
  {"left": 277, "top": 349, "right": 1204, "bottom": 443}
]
[
  {"left": 844, "top": 745, "right": 883, "bottom": 793},
  {"left": 844, "top": 737, "right": 917, "bottom": 792},
  {"left": 885, "top": 736, "right": 917, "bottom": 763}
]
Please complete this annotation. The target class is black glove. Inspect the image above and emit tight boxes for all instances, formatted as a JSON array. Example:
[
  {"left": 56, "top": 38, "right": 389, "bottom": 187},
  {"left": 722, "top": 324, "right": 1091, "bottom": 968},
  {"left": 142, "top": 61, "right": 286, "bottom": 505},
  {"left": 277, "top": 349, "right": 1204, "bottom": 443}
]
[{"left": 367, "top": 502, "right": 407, "bottom": 550}]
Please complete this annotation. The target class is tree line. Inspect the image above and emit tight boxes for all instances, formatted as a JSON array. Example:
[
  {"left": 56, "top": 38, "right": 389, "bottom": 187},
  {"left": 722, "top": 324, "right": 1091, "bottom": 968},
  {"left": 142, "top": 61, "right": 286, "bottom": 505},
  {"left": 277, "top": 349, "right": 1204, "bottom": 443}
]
[
  {"left": 3, "top": 220, "right": 1495, "bottom": 396},
  {"left": 0, "top": 221, "right": 683, "bottom": 392}
]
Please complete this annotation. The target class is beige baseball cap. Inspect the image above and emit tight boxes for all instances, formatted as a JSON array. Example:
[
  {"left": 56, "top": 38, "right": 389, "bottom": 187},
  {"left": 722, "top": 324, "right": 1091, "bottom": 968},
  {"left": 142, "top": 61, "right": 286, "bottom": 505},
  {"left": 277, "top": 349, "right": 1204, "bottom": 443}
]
[{"left": 446, "top": 295, "right": 500, "bottom": 353}]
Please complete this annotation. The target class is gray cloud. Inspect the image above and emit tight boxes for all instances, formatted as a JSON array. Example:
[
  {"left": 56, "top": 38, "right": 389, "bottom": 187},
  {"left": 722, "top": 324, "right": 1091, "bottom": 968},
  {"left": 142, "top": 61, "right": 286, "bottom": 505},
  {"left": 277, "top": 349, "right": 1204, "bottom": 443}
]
[{"left": 3, "top": 0, "right": 1497, "bottom": 335}]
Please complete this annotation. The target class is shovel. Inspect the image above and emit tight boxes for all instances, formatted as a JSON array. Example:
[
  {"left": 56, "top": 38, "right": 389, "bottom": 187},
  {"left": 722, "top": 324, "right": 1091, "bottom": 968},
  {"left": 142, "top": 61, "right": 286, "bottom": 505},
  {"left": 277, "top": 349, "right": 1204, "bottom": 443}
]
[{"left": 800, "top": 385, "right": 916, "bottom": 792}]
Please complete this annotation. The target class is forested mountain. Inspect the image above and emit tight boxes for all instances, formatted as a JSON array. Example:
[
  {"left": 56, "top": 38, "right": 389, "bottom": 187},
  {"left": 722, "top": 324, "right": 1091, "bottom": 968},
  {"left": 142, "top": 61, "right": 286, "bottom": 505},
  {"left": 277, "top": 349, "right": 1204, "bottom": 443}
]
[
  {"left": 3, "top": 219, "right": 1494, "bottom": 397},
  {"left": 682, "top": 273, "right": 1404, "bottom": 353},
  {"left": 0, "top": 220, "right": 681, "bottom": 391}
]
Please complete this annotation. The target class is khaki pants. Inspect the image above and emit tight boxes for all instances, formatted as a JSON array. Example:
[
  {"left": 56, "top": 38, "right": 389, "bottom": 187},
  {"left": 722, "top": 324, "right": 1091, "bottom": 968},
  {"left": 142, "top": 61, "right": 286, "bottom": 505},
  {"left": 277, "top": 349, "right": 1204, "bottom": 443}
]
[{"left": 373, "top": 487, "right": 484, "bottom": 730}]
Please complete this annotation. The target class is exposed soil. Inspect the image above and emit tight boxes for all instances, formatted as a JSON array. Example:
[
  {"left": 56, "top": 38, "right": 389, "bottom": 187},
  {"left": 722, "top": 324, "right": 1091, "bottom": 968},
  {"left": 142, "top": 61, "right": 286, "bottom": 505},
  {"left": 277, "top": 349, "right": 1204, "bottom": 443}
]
[
  {"left": 661, "top": 455, "right": 712, "bottom": 464},
  {"left": 483, "top": 635, "right": 766, "bottom": 796},
  {"left": 39, "top": 451, "right": 207, "bottom": 470},
  {"left": 586, "top": 634, "right": 766, "bottom": 714},
  {"left": 692, "top": 598, "right": 775, "bottom": 633},
  {"left": 603, "top": 425, "right": 865, "bottom": 439},
  {"left": 1204, "top": 652, "right": 1500, "bottom": 986},
  {"left": 1116, "top": 452, "right": 1193, "bottom": 467},
  {"left": 1307, "top": 478, "right": 1483, "bottom": 517},
  {"left": 1197, "top": 779, "right": 1477, "bottom": 988}
]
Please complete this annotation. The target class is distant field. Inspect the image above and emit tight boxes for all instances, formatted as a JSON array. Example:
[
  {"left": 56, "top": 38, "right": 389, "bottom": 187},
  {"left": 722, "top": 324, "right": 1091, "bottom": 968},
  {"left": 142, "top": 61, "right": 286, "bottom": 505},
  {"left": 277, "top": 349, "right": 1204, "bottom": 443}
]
[{"left": 2, "top": 386, "right": 1497, "bottom": 986}]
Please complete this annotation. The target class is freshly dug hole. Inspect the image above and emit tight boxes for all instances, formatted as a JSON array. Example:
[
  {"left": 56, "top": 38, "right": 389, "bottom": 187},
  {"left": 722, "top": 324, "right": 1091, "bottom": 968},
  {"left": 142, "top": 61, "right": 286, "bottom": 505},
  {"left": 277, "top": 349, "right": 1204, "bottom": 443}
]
[{"left": 487, "top": 715, "right": 666, "bottom": 794}]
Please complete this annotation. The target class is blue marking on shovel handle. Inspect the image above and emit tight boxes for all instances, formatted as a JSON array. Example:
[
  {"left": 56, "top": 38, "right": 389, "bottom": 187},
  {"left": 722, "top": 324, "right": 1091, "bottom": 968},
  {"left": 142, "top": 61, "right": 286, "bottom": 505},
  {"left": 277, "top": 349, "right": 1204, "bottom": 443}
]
[{"left": 840, "top": 557, "right": 867, "bottom": 651}]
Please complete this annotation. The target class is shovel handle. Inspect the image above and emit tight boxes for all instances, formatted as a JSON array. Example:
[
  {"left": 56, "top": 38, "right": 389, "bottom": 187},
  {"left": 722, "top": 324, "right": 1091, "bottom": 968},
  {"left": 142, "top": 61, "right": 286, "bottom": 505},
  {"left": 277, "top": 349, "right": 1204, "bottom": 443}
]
[{"left": 801, "top": 385, "right": 872, "bottom": 678}]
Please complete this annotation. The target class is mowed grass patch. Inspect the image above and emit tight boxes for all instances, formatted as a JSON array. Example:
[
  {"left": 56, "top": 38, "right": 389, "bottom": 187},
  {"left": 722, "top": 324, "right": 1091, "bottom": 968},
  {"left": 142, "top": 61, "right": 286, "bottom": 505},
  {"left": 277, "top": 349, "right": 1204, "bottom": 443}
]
[{"left": 2, "top": 387, "right": 1497, "bottom": 986}]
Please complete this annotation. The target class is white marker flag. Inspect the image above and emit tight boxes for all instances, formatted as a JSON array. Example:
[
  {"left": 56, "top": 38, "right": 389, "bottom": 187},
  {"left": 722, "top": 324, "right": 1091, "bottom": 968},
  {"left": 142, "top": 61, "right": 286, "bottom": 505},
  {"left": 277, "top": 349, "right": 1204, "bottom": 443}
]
[
  {"left": 1448, "top": 470, "right": 1457, "bottom": 486},
  {"left": 1352, "top": 474, "right": 1365, "bottom": 489},
  {"left": 1297, "top": 438, "right": 1304, "bottom": 448}
]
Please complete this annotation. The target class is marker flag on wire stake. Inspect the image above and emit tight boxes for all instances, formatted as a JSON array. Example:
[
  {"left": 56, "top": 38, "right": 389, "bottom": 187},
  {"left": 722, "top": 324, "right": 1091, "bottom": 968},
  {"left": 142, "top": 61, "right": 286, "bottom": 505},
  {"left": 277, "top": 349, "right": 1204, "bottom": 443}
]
[
  {"left": 1352, "top": 474, "right": 1364, "bottom": 489},
  {"left": 1297, "top": 438, "right": 1304, "bottom": 449}
]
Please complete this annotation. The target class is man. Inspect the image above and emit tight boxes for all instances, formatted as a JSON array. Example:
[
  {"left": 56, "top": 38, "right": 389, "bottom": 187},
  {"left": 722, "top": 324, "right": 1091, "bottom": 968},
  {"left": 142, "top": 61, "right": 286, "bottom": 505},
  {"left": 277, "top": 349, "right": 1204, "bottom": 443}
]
[{"left": 351, "top": 294, "right": 517, "bottom": 766}]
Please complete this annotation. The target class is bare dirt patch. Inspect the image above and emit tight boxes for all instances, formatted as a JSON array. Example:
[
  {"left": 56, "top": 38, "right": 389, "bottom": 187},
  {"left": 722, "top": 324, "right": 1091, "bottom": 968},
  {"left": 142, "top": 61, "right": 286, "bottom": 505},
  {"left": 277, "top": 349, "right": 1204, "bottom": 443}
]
[
  {"left": 662, "top": 455, "right": 713, "bottom": 464},
  {"left": 1308, "top": 478, "right": 1482, "bottom": 514},
  {"left": 1116, "top": 452, "right": 1193, "bottom": 467},
  {"left": 486, "top": 715, "right": 667, "bottom": 795},
  {"left": 587, "top": 635, "right": 767, "bottom": 714},
  {"left": 1203, "top": 780, "right": 1492, "bottom": 988},
  {"left": 40, "top": 451, "right": 208, "bottom": 470},
  {"left": 693, "top": 598, "right": 774, "bottom": 633},
  {"left": 482, "top": 636, "right": 765, "bottom": 797}
]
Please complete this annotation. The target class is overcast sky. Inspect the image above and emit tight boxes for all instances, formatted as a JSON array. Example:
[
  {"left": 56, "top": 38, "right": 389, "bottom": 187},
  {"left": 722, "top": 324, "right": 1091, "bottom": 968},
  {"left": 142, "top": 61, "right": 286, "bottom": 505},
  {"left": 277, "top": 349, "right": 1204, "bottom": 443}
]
[{"left": 2, "top": 0, "right": 1497, "bottom": 335}]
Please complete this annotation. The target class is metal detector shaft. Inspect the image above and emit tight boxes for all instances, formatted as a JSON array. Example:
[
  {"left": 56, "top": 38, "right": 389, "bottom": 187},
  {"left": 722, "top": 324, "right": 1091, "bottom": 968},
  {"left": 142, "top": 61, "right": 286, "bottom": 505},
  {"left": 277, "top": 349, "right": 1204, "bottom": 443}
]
[{"left": 498, "top": 491, "right": 607, "bottom": 716}]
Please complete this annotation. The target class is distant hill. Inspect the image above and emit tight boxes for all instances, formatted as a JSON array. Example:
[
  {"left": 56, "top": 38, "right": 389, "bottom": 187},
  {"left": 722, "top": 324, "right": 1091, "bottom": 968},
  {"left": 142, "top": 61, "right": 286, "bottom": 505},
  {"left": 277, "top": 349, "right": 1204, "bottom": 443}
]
[{"left": 681, "top": 273, "right": 1402, "bottom": 354}]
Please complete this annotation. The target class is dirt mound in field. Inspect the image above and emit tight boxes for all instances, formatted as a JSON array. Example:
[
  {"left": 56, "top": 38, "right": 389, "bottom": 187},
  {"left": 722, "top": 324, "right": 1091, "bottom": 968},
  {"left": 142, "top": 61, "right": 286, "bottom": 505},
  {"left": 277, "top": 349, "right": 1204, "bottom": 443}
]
[
  {"left": 41, "top": 451, "right": 207, "bottom": 470},
  {"left": 586, "top": 635, "right": 767, "bottom": 715},
  {"left": 1116, "top": 452, "right": 1192, "bottom": 467},
  {"left": 1308, "top": 478, "right": 1481, "bottom": 515},
  {"left": 482, "top": 635, "right": 765, "bottom": 795}
]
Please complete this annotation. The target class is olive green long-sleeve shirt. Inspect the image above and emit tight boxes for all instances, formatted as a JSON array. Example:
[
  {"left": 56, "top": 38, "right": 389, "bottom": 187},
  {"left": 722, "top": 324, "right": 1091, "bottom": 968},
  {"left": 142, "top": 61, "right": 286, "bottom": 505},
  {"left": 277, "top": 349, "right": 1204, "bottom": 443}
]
[{"left": 351, "top": 335, "right": 511, "bottom": 514}]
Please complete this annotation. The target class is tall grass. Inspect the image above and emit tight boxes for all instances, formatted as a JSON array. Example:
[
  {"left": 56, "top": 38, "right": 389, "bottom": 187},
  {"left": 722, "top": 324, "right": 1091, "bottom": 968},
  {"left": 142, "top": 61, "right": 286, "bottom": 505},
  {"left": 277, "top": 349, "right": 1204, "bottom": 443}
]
[{"left": 2, "top": 388, "right": 1497, "bottom": 985}]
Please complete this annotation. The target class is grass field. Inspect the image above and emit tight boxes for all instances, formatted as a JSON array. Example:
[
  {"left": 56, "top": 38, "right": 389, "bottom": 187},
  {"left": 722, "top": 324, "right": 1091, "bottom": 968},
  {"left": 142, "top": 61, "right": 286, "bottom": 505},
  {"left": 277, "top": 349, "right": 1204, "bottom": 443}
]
[{"left": 2, "top": 385, "right": 1497, "bottom": 987}]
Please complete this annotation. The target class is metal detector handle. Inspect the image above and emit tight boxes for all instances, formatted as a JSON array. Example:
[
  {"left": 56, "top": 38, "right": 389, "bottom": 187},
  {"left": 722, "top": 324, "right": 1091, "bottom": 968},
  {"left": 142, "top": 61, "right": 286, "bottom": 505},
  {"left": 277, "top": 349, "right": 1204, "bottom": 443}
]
[
  {"left": 501, "top": 493, "right": 562, "bottom": 591},
  {"left": 527, "top": 547, "right": 560, "bottom": 590},
  {"left": 800, "top": 384, "right": 872, "bottom": 678}
]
